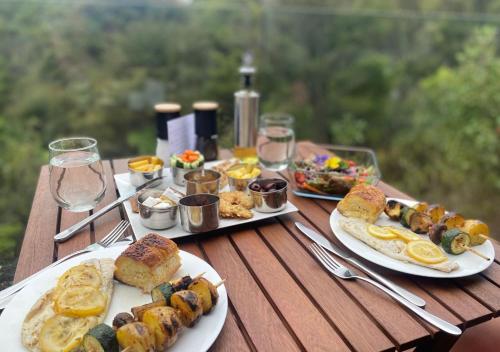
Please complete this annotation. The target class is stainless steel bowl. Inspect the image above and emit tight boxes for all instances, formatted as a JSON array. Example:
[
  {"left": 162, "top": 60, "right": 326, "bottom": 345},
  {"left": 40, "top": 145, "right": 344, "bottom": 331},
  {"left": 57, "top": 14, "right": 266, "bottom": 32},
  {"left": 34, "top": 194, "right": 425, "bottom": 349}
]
[
  {"left": 226, "top": 164, "right": 261, "bottom": 194},
  {"left": 179, "top": 193, "right": 220, "bottom": 233},
  {"left": 138, "top": 189, "right": 178, "bottom": 230},
  {"left": 128, "top": 156, "right": 164, "bottom": 187},
  {"left": 249, "top": 178, "right": 288, "bottom": 213},
  {"left": 172, "top": 165, "right": 202, "bottom": 186},
  {"left": 184, "top": 169, "right": 221, "bottom": 195}
]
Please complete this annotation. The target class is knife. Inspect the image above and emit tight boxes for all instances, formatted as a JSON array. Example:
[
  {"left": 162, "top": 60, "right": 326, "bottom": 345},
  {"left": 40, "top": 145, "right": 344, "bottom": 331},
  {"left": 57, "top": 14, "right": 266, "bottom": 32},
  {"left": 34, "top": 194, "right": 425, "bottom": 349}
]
[
  {"left": 295, "top": 222, "right": 426, "bottom": 308},
  {"left": 54, "top": 176, "right": 165, "bottom": 243}
]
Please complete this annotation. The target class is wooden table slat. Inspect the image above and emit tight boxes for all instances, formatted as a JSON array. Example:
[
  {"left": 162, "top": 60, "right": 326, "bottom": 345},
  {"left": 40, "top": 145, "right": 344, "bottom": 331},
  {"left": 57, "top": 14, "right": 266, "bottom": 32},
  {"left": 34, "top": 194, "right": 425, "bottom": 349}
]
[
  {"left": 231, "top": 228, "right": 351, "bottom": 351},
  {"left": 13, "top": 166, "right": 58, "bottom": 282}
]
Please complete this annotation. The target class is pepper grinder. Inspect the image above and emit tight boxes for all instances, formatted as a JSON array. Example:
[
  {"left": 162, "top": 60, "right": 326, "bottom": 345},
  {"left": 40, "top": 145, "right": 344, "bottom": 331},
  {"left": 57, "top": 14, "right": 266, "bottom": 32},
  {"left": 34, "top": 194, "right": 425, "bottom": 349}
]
[
  {"left": 193, "top": 101, "right": 219, "bottom": 161},
  {"left": 154, "top": 103, "right": 181, "bottom": 164}
]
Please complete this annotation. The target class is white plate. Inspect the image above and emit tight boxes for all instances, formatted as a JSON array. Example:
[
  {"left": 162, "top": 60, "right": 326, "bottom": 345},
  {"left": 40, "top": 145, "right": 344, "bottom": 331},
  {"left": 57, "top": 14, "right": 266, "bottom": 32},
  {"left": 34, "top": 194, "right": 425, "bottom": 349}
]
[
  {"left": 0, "top": 246, "right": 228, "bottom": 352},
  {"left": 115, "top": 160, "right": 298, "bottom": 240},
  {"left": 330, "top": 198, "right": 495, "bottom": 278}
]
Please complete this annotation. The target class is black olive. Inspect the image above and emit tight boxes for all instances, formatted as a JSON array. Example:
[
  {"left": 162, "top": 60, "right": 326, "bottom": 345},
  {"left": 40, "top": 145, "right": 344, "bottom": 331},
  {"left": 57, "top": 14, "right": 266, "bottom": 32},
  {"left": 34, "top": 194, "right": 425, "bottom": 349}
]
[
  {"left": 249, "top": 183, "right": 261, "bottom": 191},
  {"left": 112, "top": 312, "right": 135, "bottom": 330}
]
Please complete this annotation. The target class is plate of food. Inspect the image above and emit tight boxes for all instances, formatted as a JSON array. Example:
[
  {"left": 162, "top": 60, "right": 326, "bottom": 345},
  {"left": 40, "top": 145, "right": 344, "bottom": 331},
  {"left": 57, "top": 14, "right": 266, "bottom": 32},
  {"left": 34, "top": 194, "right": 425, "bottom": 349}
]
[
  {"left": 0, "top": 234, "right": 228, "bottom": 351},
  {"left": 329, "top": 184, "right": 494, "bottom": 278},
  {"left": 116, "top": 153, "right": 298, "bottom": 240},
  {"left": 289, "top": 145, "right": 381, "bottom": 201}
]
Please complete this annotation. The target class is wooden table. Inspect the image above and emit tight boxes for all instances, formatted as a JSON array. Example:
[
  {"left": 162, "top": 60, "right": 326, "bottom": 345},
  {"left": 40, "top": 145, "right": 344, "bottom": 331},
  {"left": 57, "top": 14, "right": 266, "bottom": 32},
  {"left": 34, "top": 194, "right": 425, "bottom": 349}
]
[{"left": 11, "top": 141, "right": 500, "bottom": 351}]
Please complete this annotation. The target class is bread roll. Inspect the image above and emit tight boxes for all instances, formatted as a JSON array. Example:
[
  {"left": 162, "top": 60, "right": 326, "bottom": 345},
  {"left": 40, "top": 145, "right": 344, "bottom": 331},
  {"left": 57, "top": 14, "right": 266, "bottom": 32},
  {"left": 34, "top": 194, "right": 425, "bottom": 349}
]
[
  {"left": 337, "top": 184, "right": 386, "bottom": 223},
  {"left": 115, "top": 233, "right": 181, "bottom": 292}
]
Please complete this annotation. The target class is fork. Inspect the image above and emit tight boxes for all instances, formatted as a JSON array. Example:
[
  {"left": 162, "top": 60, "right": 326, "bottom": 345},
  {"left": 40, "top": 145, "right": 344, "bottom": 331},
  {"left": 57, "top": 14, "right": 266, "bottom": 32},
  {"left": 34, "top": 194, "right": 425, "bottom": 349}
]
[
  {"left": 0, "top": 220, "right": 130, "bottom": 307},
  {"left": 309, "top": 243, "right": 462, "bottom": 335}
]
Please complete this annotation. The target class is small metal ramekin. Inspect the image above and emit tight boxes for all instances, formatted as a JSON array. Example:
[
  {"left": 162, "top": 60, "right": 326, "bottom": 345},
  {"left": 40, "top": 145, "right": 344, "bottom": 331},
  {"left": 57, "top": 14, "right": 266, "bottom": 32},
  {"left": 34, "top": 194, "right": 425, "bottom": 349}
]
[
  {"left": 249, "top": 178, "right": 288, "bottom": 213},
  {"left": 172, "top": 165, "right": 203, "bottom": 186},
  {"left": 138, "top": 189, "right": 178, "bottom": 230},
  {"left": 227, "top": 164, "right": 261, "bottom": 194},
  {"left": 128, "top": 156, "right": 164, "bottom": 187},
  {"left": 184, "top": 169, "right": 221, "bottom": 195},
  {"left": 179, "top": 193, "right": 220, "bottom": 233}
]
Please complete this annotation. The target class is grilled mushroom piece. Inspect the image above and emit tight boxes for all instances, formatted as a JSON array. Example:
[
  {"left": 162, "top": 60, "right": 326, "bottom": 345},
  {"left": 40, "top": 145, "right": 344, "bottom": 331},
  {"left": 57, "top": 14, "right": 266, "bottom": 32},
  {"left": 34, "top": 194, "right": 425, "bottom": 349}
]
[
  {"left": 112, "top": 312, "right": 135, "bottom": 330},
  {"left": 408, "top": 212, "right": 433, "bottom": 234},
  {"left": 429, "top": 223, "right": 447, "bottom": 245}
]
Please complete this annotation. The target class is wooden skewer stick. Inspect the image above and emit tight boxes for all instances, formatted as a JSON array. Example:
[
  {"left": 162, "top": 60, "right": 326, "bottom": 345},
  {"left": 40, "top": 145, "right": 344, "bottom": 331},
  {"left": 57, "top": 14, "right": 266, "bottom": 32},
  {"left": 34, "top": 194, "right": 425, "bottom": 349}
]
[
  {"left": 215, "top": 279, "right": 226, "bottom": 288},
  {"left": 193, "top": 272, "right": 206, "bottom": 280},
  {"left": 463, "top": 246, "right": 490, "bottom": 261},
  {"left": 122, "top": 347, "right": 132, "bottom": 352},
  {"left": 479, "top": 234, "right": 489, "bottom": 241}
]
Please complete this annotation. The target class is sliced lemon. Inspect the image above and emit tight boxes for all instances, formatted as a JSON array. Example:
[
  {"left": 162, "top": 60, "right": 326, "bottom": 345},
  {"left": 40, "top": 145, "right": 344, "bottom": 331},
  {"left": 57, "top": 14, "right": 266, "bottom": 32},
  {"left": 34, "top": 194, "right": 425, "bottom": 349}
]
[
  {"left": 56, "top": 264, "right": 102, "bottom": 292},
  {"left": 367, "top": 224, "right": 398, "bottom": 240},
  {"left": 407, "top": 240, "right": 447, "bottom": 264},
  {"left": 385, "top": 226, "right": 421, "bottom": 243},
  {"left": 54, "top": 286, "right": 106, "bottom": 317},
  {"left": 40, "top": 315, "right": 97, "bottom": 352}
]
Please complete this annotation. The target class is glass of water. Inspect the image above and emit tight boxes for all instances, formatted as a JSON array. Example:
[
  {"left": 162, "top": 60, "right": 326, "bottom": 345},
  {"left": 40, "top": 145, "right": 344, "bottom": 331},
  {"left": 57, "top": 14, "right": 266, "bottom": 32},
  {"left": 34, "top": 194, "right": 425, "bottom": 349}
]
[
  {"left": 49, "top": 137, "right": 106, "bottom": 212},
  {"left": 257, "top": 113, "right": 295, "bottom": 171}
]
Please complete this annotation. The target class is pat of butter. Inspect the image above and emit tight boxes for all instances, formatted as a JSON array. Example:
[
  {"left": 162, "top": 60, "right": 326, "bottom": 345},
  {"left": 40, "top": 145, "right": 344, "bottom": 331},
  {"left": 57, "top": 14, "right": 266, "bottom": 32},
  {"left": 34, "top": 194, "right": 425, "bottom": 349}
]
[{"left": 142, "top": 196, "right": 161, "bottom": 207}]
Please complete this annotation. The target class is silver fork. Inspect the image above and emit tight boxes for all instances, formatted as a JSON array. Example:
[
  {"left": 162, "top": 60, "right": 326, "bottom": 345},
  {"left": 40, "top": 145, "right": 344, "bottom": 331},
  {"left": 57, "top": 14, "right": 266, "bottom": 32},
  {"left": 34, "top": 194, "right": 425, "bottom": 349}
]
[
  {"left": 0, "top": 220, "right": 130, "bottom": 307},
  {"left": 309, "top": 243, "right": 462, "bottom": 336}
]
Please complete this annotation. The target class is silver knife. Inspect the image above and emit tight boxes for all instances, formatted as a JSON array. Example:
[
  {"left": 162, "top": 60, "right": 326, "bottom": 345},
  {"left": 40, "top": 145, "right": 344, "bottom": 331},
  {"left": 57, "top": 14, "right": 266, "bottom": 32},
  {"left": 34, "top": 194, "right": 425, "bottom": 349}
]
[
  {"left": 295, "top": 222, "right": 426, "bottom": 308},
  {"left": 54, "top": 176, "right": 164, "bottom": 243}
]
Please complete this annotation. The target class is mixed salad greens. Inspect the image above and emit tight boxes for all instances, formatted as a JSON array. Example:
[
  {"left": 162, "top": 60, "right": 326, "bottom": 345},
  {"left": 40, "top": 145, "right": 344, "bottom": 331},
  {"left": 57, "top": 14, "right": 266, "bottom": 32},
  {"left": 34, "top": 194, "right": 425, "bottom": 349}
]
[{"left": 291, "top": 154, "right": 378, "bottom": 195}]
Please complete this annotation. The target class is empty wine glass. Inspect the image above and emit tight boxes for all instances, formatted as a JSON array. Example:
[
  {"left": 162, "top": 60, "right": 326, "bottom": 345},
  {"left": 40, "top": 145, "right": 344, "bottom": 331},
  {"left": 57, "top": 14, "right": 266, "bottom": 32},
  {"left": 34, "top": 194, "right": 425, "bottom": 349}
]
[{"left": 49, "top": 137, "right": 106, "bottom": 212}]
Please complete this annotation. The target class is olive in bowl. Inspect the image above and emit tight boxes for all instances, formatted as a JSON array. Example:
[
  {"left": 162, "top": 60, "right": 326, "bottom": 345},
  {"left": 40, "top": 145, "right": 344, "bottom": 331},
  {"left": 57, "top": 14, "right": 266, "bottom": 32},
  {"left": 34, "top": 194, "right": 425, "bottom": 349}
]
[{"left": 248, "top": 178, "right": 288, "bottom": 213}]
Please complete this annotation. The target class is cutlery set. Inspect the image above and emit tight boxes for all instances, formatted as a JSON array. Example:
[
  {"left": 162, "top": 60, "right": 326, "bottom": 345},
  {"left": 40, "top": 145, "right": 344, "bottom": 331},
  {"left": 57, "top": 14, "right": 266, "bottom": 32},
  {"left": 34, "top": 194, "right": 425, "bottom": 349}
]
[{"left": 295, "top": 222, "right": 462, "bottom": 335}]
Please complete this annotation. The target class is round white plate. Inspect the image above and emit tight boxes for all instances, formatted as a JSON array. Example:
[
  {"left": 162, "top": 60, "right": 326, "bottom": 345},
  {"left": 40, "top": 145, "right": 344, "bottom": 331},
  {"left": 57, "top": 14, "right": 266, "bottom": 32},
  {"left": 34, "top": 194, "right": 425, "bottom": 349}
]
[
  {"left": 330, "top": 198, "right": 495, "bottom": 278},
  {"left": 0, "top": 246, "right": 228, "bottom": 352}
]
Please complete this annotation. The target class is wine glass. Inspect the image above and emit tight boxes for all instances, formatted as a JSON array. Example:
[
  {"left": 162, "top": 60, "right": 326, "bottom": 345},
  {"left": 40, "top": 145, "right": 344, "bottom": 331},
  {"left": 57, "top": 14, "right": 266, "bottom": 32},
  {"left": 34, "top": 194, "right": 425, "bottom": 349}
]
[{"left": 49, "top": 137, "right": 106, "bottom": 212}]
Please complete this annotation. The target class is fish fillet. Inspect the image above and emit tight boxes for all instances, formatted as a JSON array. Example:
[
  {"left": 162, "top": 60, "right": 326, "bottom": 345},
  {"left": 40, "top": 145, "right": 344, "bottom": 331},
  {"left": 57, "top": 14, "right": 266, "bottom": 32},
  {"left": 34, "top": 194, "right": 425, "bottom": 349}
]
[
  {"left": 340, "top": 218, "right": 458, "bottom": 272},
  {"left": 21, "top": 258, "right": 115, "bottom": 352}
]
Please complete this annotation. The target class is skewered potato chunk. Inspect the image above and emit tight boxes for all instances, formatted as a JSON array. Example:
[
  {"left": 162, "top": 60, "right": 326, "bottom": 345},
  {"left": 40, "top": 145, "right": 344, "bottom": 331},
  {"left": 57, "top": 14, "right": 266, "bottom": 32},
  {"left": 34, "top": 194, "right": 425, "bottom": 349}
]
[
  {"left": 413, "top": 202, "right": 429, "bottom": 213},
  {"left": 142, "top": 306, "right": 183, "bottom": 350},
  {"left": 188, "top": 278, "right": 219, "bottom": 314},
  {"left": 439, "top": 212, "right": 465, "bottom": 230},
  {"left": 384, "top": 200, "right": 404, "bottom": 220},
  {"left": 116, "top": 322, "right": 155, "bottom": 352},
  {"left": 426, "top": 204, "right": 445, "bottom": 224},
  {"left": 131, "top": 301, "right": 165, "bottom": 321},
  {"left": 461, "top": 219, "right": 490, "bottom": 246},
  {"left": 408, "top": 212, "right": 433, "bottom": 234},
  {"left": 170, "top": 290, "right": 203, "bottom": 327}
]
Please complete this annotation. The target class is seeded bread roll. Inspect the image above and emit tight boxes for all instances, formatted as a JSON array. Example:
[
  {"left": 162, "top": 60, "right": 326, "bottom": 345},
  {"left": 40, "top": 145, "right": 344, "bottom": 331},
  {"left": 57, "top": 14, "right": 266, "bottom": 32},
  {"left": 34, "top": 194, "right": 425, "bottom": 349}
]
[
  {"left": 337, "top": 184, "right": 386, "bottom": 223},
  {"left": 114, "top": 233, "right": 181, "bottom": 292}
]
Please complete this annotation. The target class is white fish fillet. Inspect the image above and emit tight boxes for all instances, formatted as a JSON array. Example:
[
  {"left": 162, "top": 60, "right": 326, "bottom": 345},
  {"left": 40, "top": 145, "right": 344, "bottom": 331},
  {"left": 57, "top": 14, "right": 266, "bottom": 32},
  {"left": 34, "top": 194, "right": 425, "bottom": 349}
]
[
  {"left": 21, "top": 258, "right": 115, "bottom": 352},
  {"left": 340, "top": 219, "right": 459, "bottom": 272}
]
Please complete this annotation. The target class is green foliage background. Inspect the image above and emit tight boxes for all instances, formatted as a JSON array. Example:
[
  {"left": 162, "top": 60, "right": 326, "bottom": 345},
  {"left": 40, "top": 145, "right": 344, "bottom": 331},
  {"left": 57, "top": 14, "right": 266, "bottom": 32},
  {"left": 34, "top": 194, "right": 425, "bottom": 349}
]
[{"left": 0, "top": 0, "right": 499, "bottom": 286}]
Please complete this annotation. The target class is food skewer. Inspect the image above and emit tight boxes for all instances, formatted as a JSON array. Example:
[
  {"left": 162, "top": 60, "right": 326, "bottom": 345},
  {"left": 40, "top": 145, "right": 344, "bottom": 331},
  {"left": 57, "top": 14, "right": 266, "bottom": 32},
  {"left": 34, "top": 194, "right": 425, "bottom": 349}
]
[
  {"left": 462, "top": 245, "right": 490, "bottom": 261},
  {"left": 215, "top": 279, "right": 226, "bottom": 288}
]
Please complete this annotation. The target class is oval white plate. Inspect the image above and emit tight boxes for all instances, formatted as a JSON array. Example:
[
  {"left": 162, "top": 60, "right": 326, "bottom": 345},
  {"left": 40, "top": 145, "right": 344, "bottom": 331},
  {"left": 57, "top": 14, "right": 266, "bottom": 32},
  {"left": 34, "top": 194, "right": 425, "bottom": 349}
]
[
  {"left": 0, "top": 246, "right": 227, "bottom": 352},
  {"left": 330, "top": 198, "right": 495, "bottom": 278}
]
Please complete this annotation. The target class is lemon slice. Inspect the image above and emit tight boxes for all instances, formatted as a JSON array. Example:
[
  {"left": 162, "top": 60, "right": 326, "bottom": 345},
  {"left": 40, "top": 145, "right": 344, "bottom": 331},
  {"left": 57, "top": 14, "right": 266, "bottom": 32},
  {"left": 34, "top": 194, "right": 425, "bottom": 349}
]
[
  {"left": 385, "top": 226, "right": 421, "bottom": 242},
  {"left": 55, "top": 286, "right": 106, "bottom": 317},
  {"left": 40, "top": 315, "right": 97, "bottom": 352},
  {"left": 407, "top": 240, "right": 447, "bottom": 264},
  {"left": 57, "top": 264, "right": 102, "bottom": 291},
  {"left": 367, "top": 224, "right": 398, "bottom": 240}
]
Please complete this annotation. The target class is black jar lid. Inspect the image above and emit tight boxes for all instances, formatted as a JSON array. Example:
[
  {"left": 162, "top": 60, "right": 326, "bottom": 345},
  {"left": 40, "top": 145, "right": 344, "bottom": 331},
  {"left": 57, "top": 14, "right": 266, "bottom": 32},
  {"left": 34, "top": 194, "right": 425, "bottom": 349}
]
[
  {"left": 155, "top": 102, "right": 181, "bottom": 140},
  {"left": 193, "top": 101, "right": 218, "bottom": 138}
]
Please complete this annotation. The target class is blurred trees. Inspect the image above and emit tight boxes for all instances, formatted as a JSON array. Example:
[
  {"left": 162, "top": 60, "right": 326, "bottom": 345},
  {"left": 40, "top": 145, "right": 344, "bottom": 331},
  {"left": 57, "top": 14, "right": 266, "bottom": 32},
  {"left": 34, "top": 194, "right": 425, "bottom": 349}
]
[{"left": 0, "top": 0, "right": 499, "bottom": 284}]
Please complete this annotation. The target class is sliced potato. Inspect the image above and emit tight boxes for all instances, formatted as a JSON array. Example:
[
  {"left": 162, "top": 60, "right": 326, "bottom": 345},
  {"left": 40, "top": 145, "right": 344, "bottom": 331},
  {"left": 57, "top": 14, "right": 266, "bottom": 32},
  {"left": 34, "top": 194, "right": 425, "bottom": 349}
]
[
  {"left": 116, "top": 322, "right": 155, "bottom": 352},
  {"left": 188, "top": 278, "right": 219, "bottom": 314},
  {"left": 142, "top": 306, "right": 183, "bottom": 350},
  {"left": 131, "top": 301, "right": 165, "bottom": 321},
  {"left": 170, "top": 290, "right": 203, "bottom": 327}
]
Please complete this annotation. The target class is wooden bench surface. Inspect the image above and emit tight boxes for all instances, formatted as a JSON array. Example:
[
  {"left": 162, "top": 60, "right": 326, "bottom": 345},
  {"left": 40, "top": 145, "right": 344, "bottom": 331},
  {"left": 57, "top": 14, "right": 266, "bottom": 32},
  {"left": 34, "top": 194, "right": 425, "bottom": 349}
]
[{"left": 11, "top": 141, "right": 500, "bottom": 351}]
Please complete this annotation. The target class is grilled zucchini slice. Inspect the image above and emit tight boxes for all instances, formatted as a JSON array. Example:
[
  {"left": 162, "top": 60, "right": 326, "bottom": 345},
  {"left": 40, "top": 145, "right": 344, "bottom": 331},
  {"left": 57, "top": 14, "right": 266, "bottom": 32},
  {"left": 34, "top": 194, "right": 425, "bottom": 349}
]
[
  {"left": 400, "top": 207, "right": 416, "bottom": 228},
  {"left": 441, "top": 229, "right": 470, "bottom": 255},
  {"left": 151, "top": 283, "right": 175, "bottom": 305},
  {"left": 170, "top": 290, "right": 203, "bottom": 327},
  {"left": 83, "top": 324, "right": 118, "bottom": 352}
]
